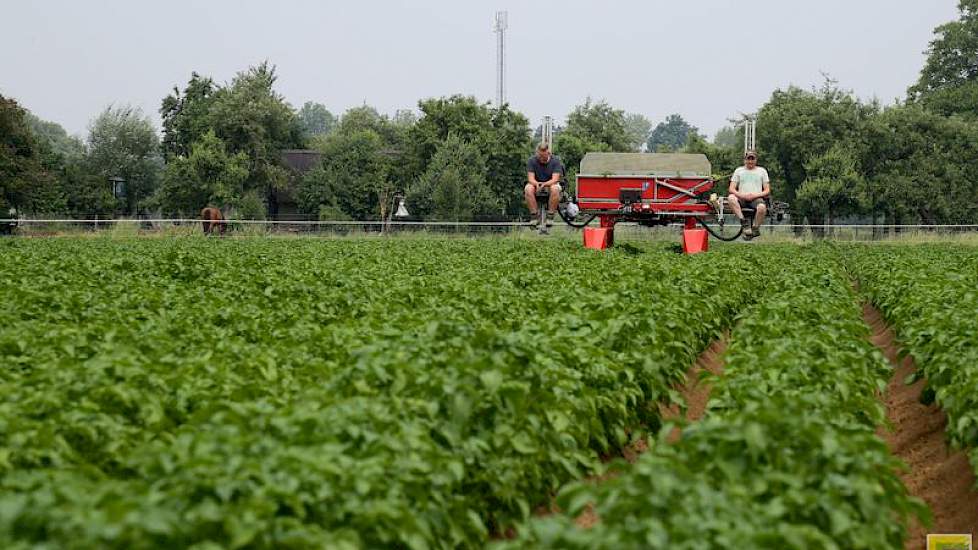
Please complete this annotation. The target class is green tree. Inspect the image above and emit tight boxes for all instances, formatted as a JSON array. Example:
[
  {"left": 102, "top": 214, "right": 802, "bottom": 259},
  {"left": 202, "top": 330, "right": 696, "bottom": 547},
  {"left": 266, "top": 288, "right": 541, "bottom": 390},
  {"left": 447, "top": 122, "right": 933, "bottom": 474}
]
[
  {"left": 862, "top": 103, "right": 978, "bottom": 225},
  {"left": 208, "top": 62, "right": 304, "bottom": 216},
  {"left": 486, "top": 106, "right": 533, "bottom": 215},
  {"left": 647, "top": 114, "right": 700, "bottom": 152},
  {"left": 795, "top": 145, "right": 862, "bottom": 227},
  {"left": 60, "top": 158, "right": 115, "bottom": 217},
  {"left": 86, "top": 105, "right": 163, "bottom": 215},
  {"left": 22, "top": 112, "right": 95, "bottom": 216},
  {"left": 554, "top": 98, "right": 630, "bottom": 176},
  {"left": 624, "top": 113, "right": 653, "bottom": 151},
  {"left": 756, "top": 80, "right": 877, "bottom": 203},
  {"left": 713, "top": 125, "right": 741, "bottom": 149},
  {"left": 0, "top": 95, "right": 55, "bottom": 214},
  {"left": 298, "top": 130, "right": 390, "bottom": 220},
  {"left": 297, "top": 101, "right": 337, "bottom": 138},
  {"left": 909, "top": 0, "right": 978, "bottom": 117},
  {"left": 154, "top": 131, "right": 250, "bottom": 216},
  {"left": 563, "top": 98, "right": 630, "bottom": 151},
  {"left": 160, "top": 72, "right": 217, "bottom": 161},
  {"left": 26, "top": 113, "right": 85, "bottom": 160},
  {"left": 409, "top": 95, "right": 495, "bottom": 173},
  {"left": 392, "top": 109, "right": 419, "bottom": 128},
  {"left": 407, "top": 134, "right": 499, "bottom": 221},
  {"left": 684, "top": 133, "right": 743, "bottom": 185},
  {"left": 409, "top": 96, "right": 531, "bottom": 216}
]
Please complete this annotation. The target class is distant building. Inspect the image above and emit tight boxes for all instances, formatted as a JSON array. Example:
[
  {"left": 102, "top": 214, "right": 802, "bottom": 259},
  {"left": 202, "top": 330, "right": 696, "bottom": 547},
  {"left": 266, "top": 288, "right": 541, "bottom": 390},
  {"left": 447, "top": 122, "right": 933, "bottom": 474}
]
[{"left": 273, "top": 149, "right": 322, "bottom": 220}]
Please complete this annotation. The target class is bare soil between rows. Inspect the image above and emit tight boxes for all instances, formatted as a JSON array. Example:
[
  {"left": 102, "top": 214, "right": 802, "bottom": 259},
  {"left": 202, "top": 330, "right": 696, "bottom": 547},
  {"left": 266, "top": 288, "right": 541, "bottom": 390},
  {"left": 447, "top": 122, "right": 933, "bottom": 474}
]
[
  {"left": 494, "top": 337, "right": 730, "bottom": 538},
  {"left": 863, "top": 304, "right": 978, "bottom": 550},
  {"left": 573, "top": 336, "right": 728, "bottom": 529}
]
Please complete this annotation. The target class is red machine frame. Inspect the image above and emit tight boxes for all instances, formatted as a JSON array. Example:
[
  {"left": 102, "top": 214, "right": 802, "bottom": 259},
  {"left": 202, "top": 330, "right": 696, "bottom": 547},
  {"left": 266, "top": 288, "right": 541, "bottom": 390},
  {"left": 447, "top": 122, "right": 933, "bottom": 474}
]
[{"left": 576, "top": 170, "right": 714, "bottom": 254}]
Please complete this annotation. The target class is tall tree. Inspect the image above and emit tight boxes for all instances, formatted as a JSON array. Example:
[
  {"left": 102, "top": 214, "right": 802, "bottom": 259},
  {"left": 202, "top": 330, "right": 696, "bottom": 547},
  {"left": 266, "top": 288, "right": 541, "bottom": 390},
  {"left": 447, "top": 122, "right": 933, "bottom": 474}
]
[
  {"left": 86, "top": 105, "right": 163, "bottom": 215},
  {"left": 154, "top": 131, "right": 249, "bottom": 216},
  {"left": 624, "top": 113, "right": 653, "bottom": 151},
  {"left": 554, "top": 98, "right": 630, "bottom": 174},
  {"left": 909, "top": 0, "right": 978, "bottom": 117},
  {"left": 407, "top": 134, "right": 499, "bottom": 221},
  {"left": 26, "top": 113, "right": 85, "bottom": 160},
  {"left": 795, "top": 144, "right": 862, "bottom": 227},
  {"left": 392, "top": 109, "right": 418, "bottom": 128},
  {"left": 756, "top": 80, "right": 877, "bottom": 203},
  {"left": 161, "top": 63, "right": 304, "bottom": 217},
  {"left": 297, "top": 129, "right": 390, "bottom": 220},
  {"left": 647, "top": 114, "right": 699, "bottom": 152},
  {"left": 862, "top": 103, "right": 978, "bottom": 225},
  {"left": 160, "top": 73, "right": 217, "bottom": 161},
  {"left": 713, "top": 125, "right": 741, "bottom": 149},
  {"left": 297, "top": 101, "right": 337, "bottom": 137},
  {"left": 208, "top": 62, "right": 304, "bottom": 213},
  {"left": 562, "top": 98, "right": 630, "bottom": 151},
  {"left": 409, "top": 95, "right": 531, "bottom": 216},
  {"left": 0, "top": 95, "right": 52, "bottom": 214},
  {"left": 486, "top": 106, "right": 533, "bottom": 215},
  {"left": 684, "top": 133, "right": 743, "bottom": 183}
]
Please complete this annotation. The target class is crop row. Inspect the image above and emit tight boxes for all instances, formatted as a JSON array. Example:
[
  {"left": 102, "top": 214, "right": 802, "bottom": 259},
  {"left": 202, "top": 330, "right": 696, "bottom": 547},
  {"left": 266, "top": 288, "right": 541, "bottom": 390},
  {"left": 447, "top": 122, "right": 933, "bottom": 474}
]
[
  {"left": 846, "top": 244, "right": 978, "bottom": 478},
  {"left": 0, "top": 238, "right": 769, "bottom": 549},
  {"left": 505, "top": 245, "right": 924, "bottom": 549}
]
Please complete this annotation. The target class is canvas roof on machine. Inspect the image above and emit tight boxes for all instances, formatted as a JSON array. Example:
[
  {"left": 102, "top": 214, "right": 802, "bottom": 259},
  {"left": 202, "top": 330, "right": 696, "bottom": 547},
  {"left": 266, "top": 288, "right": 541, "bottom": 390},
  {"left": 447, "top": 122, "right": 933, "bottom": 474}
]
[{"left": 579, "top": 153, "right": 712, "bottom": 178}]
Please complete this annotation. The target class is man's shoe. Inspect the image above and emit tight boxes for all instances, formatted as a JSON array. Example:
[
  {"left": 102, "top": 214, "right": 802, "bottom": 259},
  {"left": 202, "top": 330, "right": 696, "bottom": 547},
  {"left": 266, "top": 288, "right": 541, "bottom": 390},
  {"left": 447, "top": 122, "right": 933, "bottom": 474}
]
[
  {"left": 546, "top": 212, "right": 555, "bottom": 227},
  {"left": 741, "top": 220, "right": 753, "bottom": 239},
  {"left": 752, "top": 225, "right": 761, "bottom": 238}
]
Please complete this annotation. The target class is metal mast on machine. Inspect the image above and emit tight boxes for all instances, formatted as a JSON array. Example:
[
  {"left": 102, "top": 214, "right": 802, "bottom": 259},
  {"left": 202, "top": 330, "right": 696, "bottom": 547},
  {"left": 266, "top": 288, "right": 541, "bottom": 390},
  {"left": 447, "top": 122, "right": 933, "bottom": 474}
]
[
  {"left": 493, "top": 11, "right": 508, "bottom": 107},
  {"left": 740, "top": 113, "right": 757, "bottom": 154}
]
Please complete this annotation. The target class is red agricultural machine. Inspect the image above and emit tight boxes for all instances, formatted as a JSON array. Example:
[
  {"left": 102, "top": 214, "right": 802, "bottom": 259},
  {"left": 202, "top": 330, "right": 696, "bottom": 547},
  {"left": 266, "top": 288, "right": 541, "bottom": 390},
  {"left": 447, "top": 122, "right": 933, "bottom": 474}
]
[{"left": 558, "top": 152, "right": 784, "bottom": 254}]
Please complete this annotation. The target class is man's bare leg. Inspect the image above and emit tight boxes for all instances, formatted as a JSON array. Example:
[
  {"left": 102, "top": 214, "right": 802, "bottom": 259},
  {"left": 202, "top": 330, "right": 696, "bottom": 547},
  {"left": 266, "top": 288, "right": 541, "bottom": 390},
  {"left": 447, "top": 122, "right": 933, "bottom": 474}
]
[
  {"left": 754, "top": 203, "right": 766, "bottom": 227},
  {"left": 524, "top": 183, "right": 539, "bottom": 213},
  {"left": 548, "top": 185, "right": 560, "bottom": 213},
  {"left": 753, "top": 203, "right": 767, "bottom": 236},
  {"left": 728, "top": 194, "right": 751, "bottom": 237},
  {"left": 727, "top": 194, "right": 744, "bottom": 221}
]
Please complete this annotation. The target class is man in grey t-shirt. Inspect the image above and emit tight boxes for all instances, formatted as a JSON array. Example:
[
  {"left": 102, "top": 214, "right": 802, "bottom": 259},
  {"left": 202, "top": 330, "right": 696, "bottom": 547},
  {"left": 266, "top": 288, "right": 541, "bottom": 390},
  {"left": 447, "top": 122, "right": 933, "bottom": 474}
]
[{"left": 525, "top": 143, "right": 562, "bottom": 229}]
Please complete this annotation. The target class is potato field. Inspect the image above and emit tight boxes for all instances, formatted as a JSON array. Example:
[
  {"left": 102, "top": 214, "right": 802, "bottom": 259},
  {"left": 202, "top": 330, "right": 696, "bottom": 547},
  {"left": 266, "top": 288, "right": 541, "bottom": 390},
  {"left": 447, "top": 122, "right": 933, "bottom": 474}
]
[{"left": 1, "top": 237, "right": 976, "bottom": 549}]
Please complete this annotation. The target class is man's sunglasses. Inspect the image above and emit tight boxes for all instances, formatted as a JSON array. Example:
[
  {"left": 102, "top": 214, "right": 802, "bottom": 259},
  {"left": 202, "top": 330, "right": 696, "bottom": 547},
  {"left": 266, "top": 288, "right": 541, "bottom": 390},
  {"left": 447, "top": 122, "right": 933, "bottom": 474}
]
[{"left": 746, "top": 156, "right": 756, "bottom": 160}]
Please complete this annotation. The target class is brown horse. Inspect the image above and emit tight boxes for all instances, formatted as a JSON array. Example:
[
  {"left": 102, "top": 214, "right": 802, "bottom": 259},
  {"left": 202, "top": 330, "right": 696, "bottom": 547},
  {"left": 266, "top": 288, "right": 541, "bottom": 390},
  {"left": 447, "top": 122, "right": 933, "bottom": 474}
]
[{"left": 201, "top": 207, "right": 225, "bottom": 236}]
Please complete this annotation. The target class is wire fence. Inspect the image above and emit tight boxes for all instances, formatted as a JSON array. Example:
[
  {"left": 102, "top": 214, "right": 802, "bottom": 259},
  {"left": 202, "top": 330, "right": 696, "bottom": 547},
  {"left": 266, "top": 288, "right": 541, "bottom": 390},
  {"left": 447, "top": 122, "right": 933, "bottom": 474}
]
[{"left": 3, "top": 218, "right": 978, "bottom": 242}]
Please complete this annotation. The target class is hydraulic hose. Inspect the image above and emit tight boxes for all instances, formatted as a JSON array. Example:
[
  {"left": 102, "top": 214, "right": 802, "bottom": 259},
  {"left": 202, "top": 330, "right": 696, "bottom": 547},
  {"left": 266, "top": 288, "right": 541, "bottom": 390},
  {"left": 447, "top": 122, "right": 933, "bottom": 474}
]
[
  {"left": 559, "top": 208, "right": 597, "bottom": 228},
  {"left": 696, "top": 218, "right": 744, "bottom": 242}
]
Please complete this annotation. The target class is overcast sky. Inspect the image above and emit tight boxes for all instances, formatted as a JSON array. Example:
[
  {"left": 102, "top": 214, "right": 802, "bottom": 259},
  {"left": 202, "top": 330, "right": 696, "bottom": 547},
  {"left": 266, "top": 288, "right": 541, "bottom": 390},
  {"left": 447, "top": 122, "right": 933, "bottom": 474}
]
[{"left": 1, "top": 1, "right": 960, "bottom": 140}]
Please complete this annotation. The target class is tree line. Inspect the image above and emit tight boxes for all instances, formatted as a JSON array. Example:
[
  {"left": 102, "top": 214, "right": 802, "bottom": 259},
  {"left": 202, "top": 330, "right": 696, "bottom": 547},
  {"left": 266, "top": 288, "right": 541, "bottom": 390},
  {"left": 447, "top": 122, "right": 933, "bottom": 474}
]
[{"left": 3, "top": 0, "right": 978, "bottom": 224}]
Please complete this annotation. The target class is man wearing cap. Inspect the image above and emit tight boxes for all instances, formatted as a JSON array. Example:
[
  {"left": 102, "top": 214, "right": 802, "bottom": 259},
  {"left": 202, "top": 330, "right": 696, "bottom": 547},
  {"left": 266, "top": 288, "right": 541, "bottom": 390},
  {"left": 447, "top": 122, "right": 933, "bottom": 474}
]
[
  {"left": 525, "top": 143, "right": 562, "bottom": 231},
  {"left": 728, "top": 150, "right": 770, "bottom": 239}
]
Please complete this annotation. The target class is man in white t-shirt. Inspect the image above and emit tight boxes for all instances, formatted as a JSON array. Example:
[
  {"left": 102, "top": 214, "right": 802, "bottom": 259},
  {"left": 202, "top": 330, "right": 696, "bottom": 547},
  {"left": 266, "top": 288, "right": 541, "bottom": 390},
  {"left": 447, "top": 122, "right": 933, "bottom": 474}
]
[{"left": 728, "top": 150, "right": 770, "bottom": 239}]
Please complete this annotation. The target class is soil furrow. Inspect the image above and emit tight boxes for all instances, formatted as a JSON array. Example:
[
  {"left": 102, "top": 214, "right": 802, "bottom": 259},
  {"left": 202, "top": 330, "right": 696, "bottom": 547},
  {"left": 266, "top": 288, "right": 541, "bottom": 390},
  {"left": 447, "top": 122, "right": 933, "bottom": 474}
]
[
  {"left": 575, "top": 336, "right": 728, "bottom": 528},
  {"left": 863, "top": 303, "right": 978, "bottom": 550}
]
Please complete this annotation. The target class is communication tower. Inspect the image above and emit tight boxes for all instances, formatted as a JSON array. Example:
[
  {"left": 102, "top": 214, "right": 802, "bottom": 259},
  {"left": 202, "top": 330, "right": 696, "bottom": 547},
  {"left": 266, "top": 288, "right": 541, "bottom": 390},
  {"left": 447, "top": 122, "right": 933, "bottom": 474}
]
[
  {"left": 542, "top": 116, "right": 554, "bottom": 148},
  {"left": 493, "top": 11, "right": 508, "bottom": 107}
]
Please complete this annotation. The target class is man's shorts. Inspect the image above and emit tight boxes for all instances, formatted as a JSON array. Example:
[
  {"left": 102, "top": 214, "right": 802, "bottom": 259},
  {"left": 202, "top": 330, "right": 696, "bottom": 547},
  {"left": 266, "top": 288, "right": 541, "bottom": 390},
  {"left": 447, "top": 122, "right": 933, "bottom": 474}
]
[
  {"left": 738, "top": 198, "right": 765, "bottom": 211},
  {"left": 534, "top": 183, "right": 561, "bottom": 197}
]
